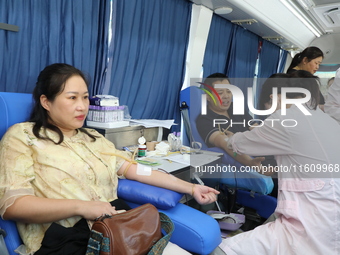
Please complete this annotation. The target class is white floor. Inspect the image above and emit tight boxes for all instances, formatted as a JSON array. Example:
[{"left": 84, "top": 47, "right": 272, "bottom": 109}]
[{"left": 209, "top": 246, "right": 227, "bottom": 255}]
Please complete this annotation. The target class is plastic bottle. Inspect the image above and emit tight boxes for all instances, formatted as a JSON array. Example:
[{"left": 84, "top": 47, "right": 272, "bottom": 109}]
[
  {"left": 138, "top": 144, "right": 147, "bottom": 157},
  {"left": 167, "top": 133, "right": 176, "bottom": 151},
  {"left": 138, "top": 136, "right": 147, "bottom": 157},
  {"left": 176, "top": 132, "right": 182, "bottom": 151}
]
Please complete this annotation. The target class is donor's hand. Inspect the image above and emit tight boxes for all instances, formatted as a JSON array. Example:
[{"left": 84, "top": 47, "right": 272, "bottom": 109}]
[{"left": 192, "top": 184, "right": 220, "bottom": 205}]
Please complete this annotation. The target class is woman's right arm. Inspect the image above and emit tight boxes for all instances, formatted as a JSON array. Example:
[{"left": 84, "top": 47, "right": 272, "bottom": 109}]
[{"left": 3, "top": 195, "right": 117, "bottom": 223}]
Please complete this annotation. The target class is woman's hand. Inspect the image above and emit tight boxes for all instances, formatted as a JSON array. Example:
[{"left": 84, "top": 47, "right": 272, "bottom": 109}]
[
  {"left": 192, "top": 184, "right": 220, "bottom": 205},
  {"left": 77, "top": 200, "right": 119, "bottom": 221}
]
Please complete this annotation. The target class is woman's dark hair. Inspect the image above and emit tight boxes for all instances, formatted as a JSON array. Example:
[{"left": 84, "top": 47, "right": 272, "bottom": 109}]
[
  {"left": 287, "top": 46, "right": 324, "bottom": 73},
  {"left": 29, "top": 63, "right": 97, "bottom": 144},
  {"left": 288, "top": 70, "right": 320, "bottom": 110},
  {"left": 203, "top": 73, "right": 230, "bottom": 87},
  {"left": 258, "top": 73, "right": 290, "bottom": 110}
]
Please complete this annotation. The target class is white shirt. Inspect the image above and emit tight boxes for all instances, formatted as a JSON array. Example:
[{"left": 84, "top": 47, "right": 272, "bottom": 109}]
[
  {"left": 325, "top": 67, "right": 340, "bottom": 125},
  {"left": 220, "top": 105, "right": 340, "bottom": 255}
]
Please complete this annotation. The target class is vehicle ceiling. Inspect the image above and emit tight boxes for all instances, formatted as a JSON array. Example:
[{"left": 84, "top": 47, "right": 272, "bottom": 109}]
[{"left": 190, "top": 0, "right": 340, "bottom": 67}]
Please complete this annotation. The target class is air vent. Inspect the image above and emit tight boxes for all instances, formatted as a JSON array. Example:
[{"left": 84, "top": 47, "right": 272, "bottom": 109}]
[
  {"left": 231, "top": 19, "right": 257, "bottom": 25},
  {"left": 323, "top": 8, "right": 339, "bottom": 25},
  {"left": 313, "top": 4, "right": 340, "bottom": 27}
]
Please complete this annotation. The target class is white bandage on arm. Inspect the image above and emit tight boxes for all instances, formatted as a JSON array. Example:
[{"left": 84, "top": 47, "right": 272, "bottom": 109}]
[{"left": 224, "top": 135, "right": 233, "bottom": 150}]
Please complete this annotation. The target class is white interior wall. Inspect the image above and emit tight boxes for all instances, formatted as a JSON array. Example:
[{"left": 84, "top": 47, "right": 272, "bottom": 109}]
[
  {"left": 182, "top": 4, "right": 213, "bottom": 90},
  {"left": 180, "top": 4, "right": 213, "bottom": 144}
]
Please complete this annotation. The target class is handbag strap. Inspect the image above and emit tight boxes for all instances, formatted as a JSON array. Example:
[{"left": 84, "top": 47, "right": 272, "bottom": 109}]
[
  {"left": 148, "top": 212, "right": 175, "bottom": 255},
  {"left": 85, "top": 229, "right": 105, "bottom": 255}
]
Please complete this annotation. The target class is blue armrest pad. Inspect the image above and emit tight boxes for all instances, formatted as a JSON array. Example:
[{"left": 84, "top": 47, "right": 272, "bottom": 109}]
[
  {"left": 219, "top": 170, "right": 274, "bottom": 195},
  {"left": 117, "top": 179, "right": 183, "bottom": 210},
  {"left": 126, "top": 202, "right": 221, "bottom": 255},
  {"left": 0, "top": 219, "right": 22, "bottom": 255}
]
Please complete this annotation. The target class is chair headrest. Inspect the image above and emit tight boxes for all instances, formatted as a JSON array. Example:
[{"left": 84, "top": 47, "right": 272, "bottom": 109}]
[
  {"left": 180, "top": 86, "right": 204, "bottom": 119},
  {"left": 0, "top": 92, "right": 33, "bottom": 139}
]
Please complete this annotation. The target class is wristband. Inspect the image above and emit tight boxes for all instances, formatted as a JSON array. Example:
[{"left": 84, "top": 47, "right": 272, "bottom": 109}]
[{"left": 191, "top": 184, "right": 196, "bottom": 196}]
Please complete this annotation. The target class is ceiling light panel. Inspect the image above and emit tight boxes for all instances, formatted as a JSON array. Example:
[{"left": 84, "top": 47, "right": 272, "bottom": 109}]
[{"left": 280, "top": 0, "right": 322, "bottom": 37}]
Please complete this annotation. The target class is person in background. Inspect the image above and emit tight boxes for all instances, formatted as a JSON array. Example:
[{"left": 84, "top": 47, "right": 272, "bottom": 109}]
[
  {"left": 323, "top": 77, "right": 335, "bottom": 101},
  {"left": 327, "top": 76, "right": 335, "bottom": 89},
  {"left": 286, "top": 46, "right": 323, "bottom": 75},
  {"left": 0, "top": 63, "right": 219, "bottom": 255},
  {"left": 196, "top": 73, "right": 265, "bottom": 168},
  {"left": 325, "top": 68, "right": 340, "bottom": 125},
  {"left": 286, "top": 46, "right": 325, "bottom": 110},
  {"left": 218, "top": 70, "right": 340, "bottom": 255}
]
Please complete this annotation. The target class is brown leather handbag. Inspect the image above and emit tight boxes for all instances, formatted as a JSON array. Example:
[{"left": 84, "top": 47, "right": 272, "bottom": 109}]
[{"left": 86, "top": 203, "right": 174, "bottom": 255}]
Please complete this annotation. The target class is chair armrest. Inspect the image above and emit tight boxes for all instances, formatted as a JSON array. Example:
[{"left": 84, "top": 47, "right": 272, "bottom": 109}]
[
  {"left": 0, "top": 219, "right": 22, "bottom": 255},
  {"left": 236, "top": 189, "right": 277, "bottom": 219},
  {"left": 117, "top": 179, "right": 184, "bottom": 209},
  {"left": 202, "top": 147, "right": 274, "bottom": 195},
  {"left": 1, "top": 182, "right": 221, "bottom": 255},
  {"left": 126, "top": 201, "right": 221, "bottom": 255}
]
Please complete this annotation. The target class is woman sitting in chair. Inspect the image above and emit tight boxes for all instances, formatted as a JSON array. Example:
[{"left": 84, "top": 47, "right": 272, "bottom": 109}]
[{"left": 0, "top": 63, "right": 219, "bottom": 255}]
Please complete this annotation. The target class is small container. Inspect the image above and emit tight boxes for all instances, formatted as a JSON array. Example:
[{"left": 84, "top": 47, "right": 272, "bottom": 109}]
[
  {"left": 138, "top": 144, "right": 147, "bottom": 157},
  {"left": 206, "top": 211, "right": 245, "bottom": 231},
  {"left": 138, "top": 136, "right": 147, "bottom": 157}
]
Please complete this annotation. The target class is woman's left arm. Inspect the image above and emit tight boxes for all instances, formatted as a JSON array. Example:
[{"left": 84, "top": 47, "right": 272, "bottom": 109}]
[{"left": 117, "top": 162, "right": 219, "bottom": 205}]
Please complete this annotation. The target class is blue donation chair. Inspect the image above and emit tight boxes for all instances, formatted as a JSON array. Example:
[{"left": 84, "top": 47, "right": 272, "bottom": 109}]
[
  {"left": 0, "top": 92, "right": 221, "bottom": 255},
  {"left": 180, "top": 86, "right": 277, "bottom": 220}
]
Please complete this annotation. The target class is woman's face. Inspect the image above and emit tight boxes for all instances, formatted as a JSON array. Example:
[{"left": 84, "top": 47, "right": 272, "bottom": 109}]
[
  {"left": 41, "top": 75, "right": 89, "bottom": 137},
  {"left": 302, "top": 56, "right": 323, "bottom": 74}
]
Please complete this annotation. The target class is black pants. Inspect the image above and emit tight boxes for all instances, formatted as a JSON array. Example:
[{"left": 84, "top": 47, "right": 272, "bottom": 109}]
[{"left": 35, "top": 199, "right": 131, "bottom": 255}]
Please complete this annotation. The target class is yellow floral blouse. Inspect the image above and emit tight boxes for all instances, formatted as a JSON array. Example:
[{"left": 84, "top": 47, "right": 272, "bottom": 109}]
[{"left": 0, "top": 122, "right": 130, "bottom": 254}]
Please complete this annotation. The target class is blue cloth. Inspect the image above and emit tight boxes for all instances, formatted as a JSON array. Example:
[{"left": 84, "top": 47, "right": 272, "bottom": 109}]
[
  {"left": 203, "top": 14, "right": 234, "bottom": 77},
  {"left": 227, "top": 26, "right": 259, "bottom": 114},
  {"left": 107, "top": 0, "right": 191, "bottom": 121},
  {"left": 0, "top": 0, "right": 109, "bottom": 94}
]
